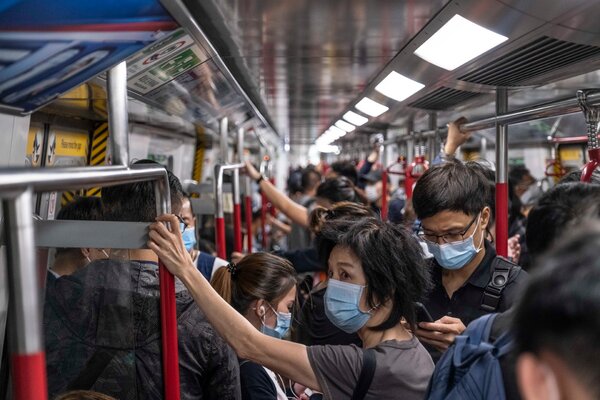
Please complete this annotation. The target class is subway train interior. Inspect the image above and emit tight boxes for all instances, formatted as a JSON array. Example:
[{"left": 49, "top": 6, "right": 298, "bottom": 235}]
[{"left": 1, "top": 0, "right": 600, "bottom": 399}]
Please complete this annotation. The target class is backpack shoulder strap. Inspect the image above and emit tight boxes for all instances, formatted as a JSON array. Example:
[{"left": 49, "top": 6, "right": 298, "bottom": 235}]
[
  {"left": 351, "top": 349, "right": 377, "bottom": 400},
  {"left": 481, "top": 256, "right": 519, "bottom": 312}
]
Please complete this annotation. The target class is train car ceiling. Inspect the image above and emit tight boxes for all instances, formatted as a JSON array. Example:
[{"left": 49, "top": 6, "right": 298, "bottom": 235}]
[
  {"left": 2, "top": 0, "right": 600, "bottom": 156},
  {"left": 170, "top": 0, "right": 600, "bottom": 155}
]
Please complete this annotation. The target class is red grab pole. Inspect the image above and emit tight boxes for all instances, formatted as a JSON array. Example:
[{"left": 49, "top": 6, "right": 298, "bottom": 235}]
[
  {"left": 381, "top": 170, "right": 388, "bottom": 221},
  {"left": 261, "top": 191, "right": 268, "bottom": 249},
  {"left": 215, "top": 216, "right": 227, "bottom": 259},
  {"left": 159, "top": 263, "right": 181, "bottom": 400},
  {"left": 245, "top": 194, "right": 253, "bottom": 252},
  {"left": 233, "top": 203, "right": 243, "bottom": 253},
  {"left": 495, "top": 183, "right": 509, "bottom": 257}
]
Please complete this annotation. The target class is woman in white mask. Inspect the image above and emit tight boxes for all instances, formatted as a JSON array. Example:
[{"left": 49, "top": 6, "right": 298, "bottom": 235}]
[
  {"left": 148, "top": 215, "right": 433, "bottom": 400},
  {"left": 211, "top": 253, "right": 297, "bottom": 400}
]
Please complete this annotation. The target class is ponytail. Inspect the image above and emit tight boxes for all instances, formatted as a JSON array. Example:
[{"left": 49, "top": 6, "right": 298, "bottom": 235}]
[
  {"left": 211, "top": 266, "right": 233, "bottom": 304},
  {"left": 309, "top": 201, "right": 376, "bottom": 235}
]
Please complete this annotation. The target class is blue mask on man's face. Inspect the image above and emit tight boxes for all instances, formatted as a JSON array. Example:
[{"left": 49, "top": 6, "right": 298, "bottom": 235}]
[
  {"left": 182, "top": 227, "right": 197, "bottom": 251},
  {"left": 425, "top": 217, "right": 483, "bottom": 270}
]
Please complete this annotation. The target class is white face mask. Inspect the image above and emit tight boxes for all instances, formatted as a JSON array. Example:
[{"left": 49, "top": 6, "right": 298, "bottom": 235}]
[
  {"left": 365, "top": 185, "right": 380, "bottom": 202},
  {"left": 520, "top": 184, "right": 542, "bottom": 206}
]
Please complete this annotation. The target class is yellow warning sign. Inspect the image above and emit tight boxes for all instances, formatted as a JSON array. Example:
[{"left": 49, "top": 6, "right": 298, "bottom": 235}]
[
  {"left": 52, "top": 130, "right": 89, "bottom": 158},
  {"left": 559, "top": 147, "right": 583, "bottom": 162}
]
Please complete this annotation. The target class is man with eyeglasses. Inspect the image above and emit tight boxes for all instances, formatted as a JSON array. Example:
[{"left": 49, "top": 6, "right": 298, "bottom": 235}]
[{"left": 411, "top": 159, "right": 528, "bottom": 361}]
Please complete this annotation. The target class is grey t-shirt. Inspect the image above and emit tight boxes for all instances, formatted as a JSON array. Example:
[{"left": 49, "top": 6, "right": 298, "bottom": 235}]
[{"left": 307, "top": 337, "right": 433, "bottom": 400}]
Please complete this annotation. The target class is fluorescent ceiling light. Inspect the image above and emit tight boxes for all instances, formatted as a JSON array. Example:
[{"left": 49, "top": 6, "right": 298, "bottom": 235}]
[
  {"left": 414, "top": 14, "right": 508, "bottom": 71},
  {"left": 355, "top": 97, "right": 389, "bottom": 117},
  {"left": 375, "top": 71, "right": 425, "bottom": 102},
  {"left": 329, "top": 126, "right": 346, "bottom": 138},
  {"left": 316, "top": 143, "right": 340, "bottom": 154},
  {"left": 335, "top": 120, "right": 355, "bottom": 132},
  {"left": 343, "top": 111, "right": 368, "bottom": 126}
]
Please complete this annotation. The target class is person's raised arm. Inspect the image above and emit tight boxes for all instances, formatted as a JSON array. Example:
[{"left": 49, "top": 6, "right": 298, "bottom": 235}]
[
  {"left": 245, "top": 161, "right": 310, "bottom": 227},
  {"left": 148, "top": 214, "right": 320, "bottom": 390}
]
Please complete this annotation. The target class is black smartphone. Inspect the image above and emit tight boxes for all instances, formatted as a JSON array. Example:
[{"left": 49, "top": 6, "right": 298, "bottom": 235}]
[{"left": 415, "top": 302, "right": 434, "bottom": 323}]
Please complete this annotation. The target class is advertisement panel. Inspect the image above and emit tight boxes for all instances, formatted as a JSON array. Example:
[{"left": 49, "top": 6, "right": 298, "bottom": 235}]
[{"left": 0, "top": 0, "right": 177, "bottom": 113}]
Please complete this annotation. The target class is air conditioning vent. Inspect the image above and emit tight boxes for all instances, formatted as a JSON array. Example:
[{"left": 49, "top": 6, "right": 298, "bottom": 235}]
[
  {"left": 459, "top": 36, "right": 600, "bottom": 87},
  {"left": 408, "top": 87, "right": 479, "bottom": 110}
]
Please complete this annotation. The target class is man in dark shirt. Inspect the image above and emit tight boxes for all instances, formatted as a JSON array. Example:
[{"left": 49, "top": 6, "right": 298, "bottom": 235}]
[
  {"left": 411, "top": 160, "right": 528, "bottom": 360},
  {"left": 44, "top": 160, "right": 240, "bottom": 399}
]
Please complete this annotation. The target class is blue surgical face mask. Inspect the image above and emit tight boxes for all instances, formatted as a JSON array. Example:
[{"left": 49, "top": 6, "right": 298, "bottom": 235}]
[
  {"left": 182, "top": 227, "right": 197, "bottom": 251},
  {"left": 260, "top": 304, "right": 292, "bottom": 339},
  {"left": 324, "top": 279, "right": 376, "bottom": 333},
  {"left": 426, "top": 217, "right": 483, "bottom": 270}
]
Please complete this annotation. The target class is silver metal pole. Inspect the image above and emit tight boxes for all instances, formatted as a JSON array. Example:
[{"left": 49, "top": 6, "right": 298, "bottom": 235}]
[
  {"left": 107, "top": 62, "right": 130, "bottom": 166},
  {"left": 4, "top": 189, "right": 42, "bottom": 355},
  {"left": 0, "top": 165, "right": 167, "bottom": 193},
  {"left": 496, "top": 89, "right": 509, "bottom": 183},
  {"left": 214, "top": 163, "right": 246, "bottom": 219},
  {"left": 428, "top": 112, "right": 437, "bottom": 161},
  {"left": 220, "top": 118, "right": 229, "bottom": 164},
  {"left": 153, "top": 168, "right": 171, "bottom": 216}
]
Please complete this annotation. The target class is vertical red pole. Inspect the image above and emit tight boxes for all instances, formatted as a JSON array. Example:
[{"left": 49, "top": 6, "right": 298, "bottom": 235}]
[
  {"left": 495, "top": 88, "right": 509, "bottom": 258},
  {"left": 245, "top": 195, "right": 253, "bottom": 252},
  {"left": 159, "top": 263, "right": 180, "bottom": 400},
  {"left": 495, "top": 183, "right": 509, "bottom": 257},
  {"left": 12, "top": 353, "right": 47, "bottom": 400},
  {"left": 381, "top": 170, "right": 388, "bottom": 220},
  {"left": 233, "top": 203, "right": 243, "bottom": 252},
  {"left": 215, "top": 217, "right": 227, "bottom": 260},
  {"left": 261, "top": 192, "right": 268, "bottom": 249}
]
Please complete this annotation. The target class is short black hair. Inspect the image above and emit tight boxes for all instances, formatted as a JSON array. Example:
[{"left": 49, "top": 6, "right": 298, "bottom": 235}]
[
  {"left": 465, "top": 161, "right": 496, "bottom": 224},
  {"left": 56, "top": 196, "right": 104, "bottom": 255},
  {"left": 101, "top": 160, "right": 183, "bottom": 222},
  {"left": 301, "top": 167, "right": 321, "bottom": 192},
  {"left": 526, "top": 182, "right": 600, "bottom": 261},
  {"left": 317, "top": 217, "right": 431, "bottom": 331},
  {"left": 558, "top": 169, "right": 600, "bottom": 184},
  {"left": 509, "top": 165, "right": 531, "bottom": 184},
  {"left": 413, "top": 159, "right": 491, "bottom": 220},
  {"left": 316, "top": 176, "right": 359, "bottom": 204},
  {"left": 330, "top": 161, "right": 358, "bottom": 185},
  {"left": 513, "top": 223, "right": 600, "bottom": 398}
]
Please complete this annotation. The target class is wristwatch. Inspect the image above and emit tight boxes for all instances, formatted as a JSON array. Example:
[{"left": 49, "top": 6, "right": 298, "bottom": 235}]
[{"left": 256, "top": 175, "right": 265, "bottom": 184}]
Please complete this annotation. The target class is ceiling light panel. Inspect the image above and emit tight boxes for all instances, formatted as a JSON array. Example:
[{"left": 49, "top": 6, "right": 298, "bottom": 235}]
[
  {"left": 375, "top": 71, "right": 425, "bottom": 102},
  {"left": 343, "top": 111, "right": 368, "bottom": 126},
  {"left": 355, "top": 97, "right": 389, "bottom": 117},
  {"left": 335, "top": 120, "right": 355, "bottom": 132},
  {"left": 414, "top": 14, "right": 508, "bottom": 71}
]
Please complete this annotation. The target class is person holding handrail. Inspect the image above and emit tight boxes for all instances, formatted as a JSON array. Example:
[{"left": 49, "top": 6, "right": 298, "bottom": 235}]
[{"left": 149, "top": 214, "right": 434, "bottom": 400}]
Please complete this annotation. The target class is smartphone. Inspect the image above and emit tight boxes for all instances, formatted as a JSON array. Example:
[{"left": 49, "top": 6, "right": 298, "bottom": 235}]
[{"left": 415, "top": 302, "right": 434, "bottom": 323}]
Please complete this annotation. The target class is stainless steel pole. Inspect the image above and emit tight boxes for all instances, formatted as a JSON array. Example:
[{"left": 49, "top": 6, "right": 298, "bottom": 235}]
[
  {"left": 220, "top": 118, "right": 229, "bottom": 164},
  {"left": 4, "top": 189, "right": 47, "bottom": 400},
  {"left": 107, "top": 62, "right": 130, "bottom": 166}
]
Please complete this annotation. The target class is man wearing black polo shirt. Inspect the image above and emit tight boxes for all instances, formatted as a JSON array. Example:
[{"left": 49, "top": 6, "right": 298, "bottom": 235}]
[{"left": 412, "top": 160, "right": 528, "bottom": 360}]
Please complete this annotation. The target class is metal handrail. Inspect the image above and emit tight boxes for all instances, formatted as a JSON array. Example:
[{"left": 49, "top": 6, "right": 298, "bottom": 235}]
[
  {"left": 383, "top": 91, "right": 600, "bottom": 145},
  {"left": 214, "top": 163, "right": 245, "bottom": 259},
  {"left": 0, "top": 164, "right": 173, "bottom": 400}
]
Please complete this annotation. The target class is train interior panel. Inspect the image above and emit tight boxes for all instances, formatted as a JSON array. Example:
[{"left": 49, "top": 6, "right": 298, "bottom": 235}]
[{"left": 0, "top": 0, "right": 599, "bottom": 399}]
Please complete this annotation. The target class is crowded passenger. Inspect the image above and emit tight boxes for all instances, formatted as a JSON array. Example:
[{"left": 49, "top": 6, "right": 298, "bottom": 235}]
[
  {"left": 294, "top": 202, "right": 376, "bottom": 347},
  {"left": 509, "top": 166, "right": 542, "bottom": 216},
  {"left": 180, "top": 196, "right": 229, "bottom": 280},
  {"left": 211, "top": 253, "right": 297, "bottom": 399},
  {"left": 44, "top": 160, "right": 240, "bottom": 400},
  {"left": 49, "top": 196, "right": 108, "bottom": 278},
  {"left": 149, "top": 215, "right": 434, "bottom": 399},
  {"left": 287, "top": 166, "right": 321, "bottom": 251},
  {"left": 514, "top": 223, "right": 600, "bottom": 400},
  {"left": 412, "top": 160, "right": 528, "bottom": 360}
]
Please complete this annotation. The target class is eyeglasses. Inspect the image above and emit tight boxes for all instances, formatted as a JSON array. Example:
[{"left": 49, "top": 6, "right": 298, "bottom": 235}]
[
  {"left": 418, "top": 214, "right": 479, "bottom": 244},
  {"left": 176, "top": 215, "right": 188, "bottom": 233}
]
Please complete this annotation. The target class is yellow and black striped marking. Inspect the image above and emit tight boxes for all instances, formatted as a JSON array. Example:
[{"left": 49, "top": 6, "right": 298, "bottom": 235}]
[{"left": 86, "top": 122, "right": 109, "bottom": 197}]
